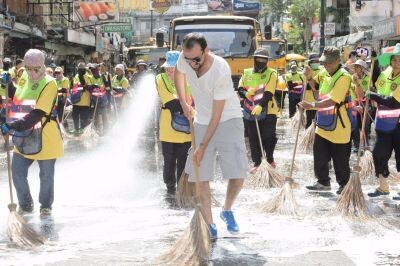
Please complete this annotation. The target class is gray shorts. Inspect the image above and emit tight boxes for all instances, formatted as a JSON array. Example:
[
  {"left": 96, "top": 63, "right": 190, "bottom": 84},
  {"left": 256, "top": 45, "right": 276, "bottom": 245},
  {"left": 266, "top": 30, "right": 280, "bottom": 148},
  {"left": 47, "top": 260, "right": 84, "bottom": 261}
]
[{"left": 185, "top": 118, "right": 248, "bottom": 182}]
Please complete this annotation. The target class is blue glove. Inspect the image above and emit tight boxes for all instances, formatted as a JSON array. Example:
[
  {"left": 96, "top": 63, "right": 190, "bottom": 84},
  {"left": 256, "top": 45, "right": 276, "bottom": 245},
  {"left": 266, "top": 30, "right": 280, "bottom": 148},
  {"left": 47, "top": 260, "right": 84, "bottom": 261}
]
[{"left": 1, "top": 123, "right": 10, "bottom": 135}]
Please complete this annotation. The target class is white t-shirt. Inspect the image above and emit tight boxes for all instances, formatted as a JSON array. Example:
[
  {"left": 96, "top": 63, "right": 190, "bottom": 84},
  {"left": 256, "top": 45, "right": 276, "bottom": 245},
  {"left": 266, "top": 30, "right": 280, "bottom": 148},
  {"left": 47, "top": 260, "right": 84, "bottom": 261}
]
[{"left": 177, "top": 53, "right": 242, "bottom": 125}]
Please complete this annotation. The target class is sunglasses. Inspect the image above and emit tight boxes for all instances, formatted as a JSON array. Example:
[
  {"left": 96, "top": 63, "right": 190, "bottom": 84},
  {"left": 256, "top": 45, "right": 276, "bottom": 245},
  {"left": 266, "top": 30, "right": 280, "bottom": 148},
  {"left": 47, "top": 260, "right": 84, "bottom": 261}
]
[
  {"left": 184, "top": 51, "right": 204, "bottom": 65},
  {"left": 25, "top": 66, "right": 41, "bottom": 73}
]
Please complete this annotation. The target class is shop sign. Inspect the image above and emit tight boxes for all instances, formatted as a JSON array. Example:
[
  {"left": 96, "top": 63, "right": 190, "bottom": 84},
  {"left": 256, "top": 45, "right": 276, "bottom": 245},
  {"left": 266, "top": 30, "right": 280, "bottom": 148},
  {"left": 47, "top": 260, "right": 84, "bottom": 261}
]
[
  {"left": 373, "top": 17, "right": 396, "bottom": 40},
  {"left": 232, "top": 0, "right": 260, "bottom": 13},
  {"left": 324, "top": 22, "right": 335, "bottom": 36},
  {"left": 102, "top": 24, "right": 133, "bottom": 33}
]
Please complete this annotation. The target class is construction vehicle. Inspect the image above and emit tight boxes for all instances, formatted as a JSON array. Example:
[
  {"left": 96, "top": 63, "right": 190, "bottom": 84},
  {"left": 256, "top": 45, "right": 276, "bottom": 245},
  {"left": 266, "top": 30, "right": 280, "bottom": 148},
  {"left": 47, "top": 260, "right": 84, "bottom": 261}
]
[{"left": 170, "top": 15, "right": 259, "bottom": 88}]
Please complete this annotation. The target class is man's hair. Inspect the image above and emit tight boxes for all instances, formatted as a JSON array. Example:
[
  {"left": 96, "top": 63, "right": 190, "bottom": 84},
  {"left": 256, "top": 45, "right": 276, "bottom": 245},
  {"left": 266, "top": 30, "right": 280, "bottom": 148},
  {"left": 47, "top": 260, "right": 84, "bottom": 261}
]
[
  {"left": 182, "top": 33, "right": 207, "bottom": 51},
  {"left": 349, "top": 50, "right": 358, "bottom": 58},
  {"left": 15, "top": 58, "right": 23, "bottom": 65}
]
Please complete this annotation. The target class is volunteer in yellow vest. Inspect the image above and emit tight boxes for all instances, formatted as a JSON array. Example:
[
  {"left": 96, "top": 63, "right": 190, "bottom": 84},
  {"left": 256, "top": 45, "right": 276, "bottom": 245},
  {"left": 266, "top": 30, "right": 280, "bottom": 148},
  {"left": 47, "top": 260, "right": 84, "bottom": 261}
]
[
  {"left": 54, "top": 66, "right": 70, "bottom": 123},
  {"left": 274, "top": 68, "right": 287, "bottom": 112},
  {"left": 71, "top": 62, "right": 92, "bottom": 134},
  {"left": 366, "top": 47, "right": 400, "bottom": 198},
  {"left": 111, "top": 64, "right": 129, "bottom": 111},
  {"left": 155, "top": 51, "right": 192, "bottom": 195},
  {"left": 286, "top": 63, "right": 304, "bottom": 118},
  {"left": 89, "top": 63, "right": 109, "bottom": 135},
  {"left": 238, "top": 48, "right": 278, "bottom": 172},
  {"left": 299, "top": 47, "right": 352, "bottom": 195},
  {"left": 1, "top": 49, "right": 63, "bottom": 216},
  {"left": 350, "top": 59, "right": 370, "bottom": 153},
  {"left": 304, "top": 53, "right": 322, "bottom": 128},
  {"left": 9, "top": 58, "right": 24, "bottom": 84},
  {"left": 0, "top": 57, "right": 15, "bottom": 124}
]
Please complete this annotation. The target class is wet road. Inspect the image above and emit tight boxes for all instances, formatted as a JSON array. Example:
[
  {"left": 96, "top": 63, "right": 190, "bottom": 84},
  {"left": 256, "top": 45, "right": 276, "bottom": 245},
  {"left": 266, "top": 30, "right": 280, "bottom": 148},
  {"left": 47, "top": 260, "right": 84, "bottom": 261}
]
[{"left": 0, "top": 77, "right": 399, "bottom": 265}]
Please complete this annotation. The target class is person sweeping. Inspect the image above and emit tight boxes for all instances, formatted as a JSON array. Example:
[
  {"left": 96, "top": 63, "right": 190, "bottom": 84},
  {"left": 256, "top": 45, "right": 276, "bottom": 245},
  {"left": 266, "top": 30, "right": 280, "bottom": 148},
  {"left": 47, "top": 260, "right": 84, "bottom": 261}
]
[
  {"left": 286, "top": 63, "right": 304, "bottom": 118},
  {"left": 155, "top": 50, "right": 192, "bottom": 196},
  {"left": 366, "top": 44, "right": 400, "bottom": 199},
  {"left": 299, "top": 47, "right": 353, "bottom": 195},
  {"left": 175, "top": 33, "right": 248, "bottom": 240},
  {"left": 237, "top": 48, "right": 278, "bottom": 173},
  {"left": 1, "top": 49, "right": 64, "bottom": 217}
]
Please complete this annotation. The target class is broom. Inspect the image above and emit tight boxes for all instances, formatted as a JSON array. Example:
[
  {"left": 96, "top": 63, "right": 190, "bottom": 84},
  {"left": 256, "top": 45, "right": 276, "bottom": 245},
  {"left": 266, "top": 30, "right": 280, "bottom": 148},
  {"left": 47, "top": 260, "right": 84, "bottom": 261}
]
[
  {"left": 159, "top": 120, "right": 211, "bottom": 265},
  {"left": 277, "top": 88, "right": 287, "bottom": 127},
  {"left": 260, "top": 106, "right": 303, "bottom": 216},
  {"left": 335, "top": 58, "right": 376, "bottom": 220},
  {"left": 298, "top": 118, "right": 316, "bottom": 153},
  {"left": 81, "top": 94, "right": 100, "bottom": 138},
  {"left": 4, "top": 77, "right": 45, "bottom": 248},
  {"left": 247, "top": 117, "right": 285, "bottom": 188},
  {"left": 176, "top": 171, "right": 220, "bottom": 209}
]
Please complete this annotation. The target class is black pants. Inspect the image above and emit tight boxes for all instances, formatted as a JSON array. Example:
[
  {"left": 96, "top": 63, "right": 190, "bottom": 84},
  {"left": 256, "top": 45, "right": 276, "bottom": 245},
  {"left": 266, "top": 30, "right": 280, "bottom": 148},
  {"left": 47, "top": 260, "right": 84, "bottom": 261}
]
[
  {"left": 244, "top": 115, "right": 277, "bottom": 166},
  {"left": 289, "top": 93, "right": 301, "bottom": 118},
  {"left": 305, "top": 110, "right": 316, "bottom": 129},
  {"left": 351, "top": 112, "right": 371, "bottom": 150},
  {"left": 373, "top": 125, "right": 400, "bottom": 177},
  {"left": 72, "top": 105, "right": 90, "bottom": 131},
  {"left": 161, "top": 141, "right": 191, "bottom": 191},
  {"left": 274, "top": 90, "right": 287, "bottom": 111},
  {"left": 313, "top": 134, "right": 351, "bottom": 187}
]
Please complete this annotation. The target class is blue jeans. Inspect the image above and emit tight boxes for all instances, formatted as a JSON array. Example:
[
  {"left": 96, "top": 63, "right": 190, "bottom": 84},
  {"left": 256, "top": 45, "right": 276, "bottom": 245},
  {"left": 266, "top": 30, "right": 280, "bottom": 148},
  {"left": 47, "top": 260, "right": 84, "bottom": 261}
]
[{"left": 12, "top": 152, "right": 56, "bottom": 210}]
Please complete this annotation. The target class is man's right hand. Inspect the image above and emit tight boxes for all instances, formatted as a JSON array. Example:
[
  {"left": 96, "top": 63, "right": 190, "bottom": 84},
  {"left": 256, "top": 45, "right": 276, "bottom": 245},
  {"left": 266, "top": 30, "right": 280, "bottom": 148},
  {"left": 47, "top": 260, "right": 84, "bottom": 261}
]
[
  {"left": 303, "top": 66, "right": 312, "bottom": 80},
  {"left": 181, "top": 102, "right": 194, "bottom": 119}
]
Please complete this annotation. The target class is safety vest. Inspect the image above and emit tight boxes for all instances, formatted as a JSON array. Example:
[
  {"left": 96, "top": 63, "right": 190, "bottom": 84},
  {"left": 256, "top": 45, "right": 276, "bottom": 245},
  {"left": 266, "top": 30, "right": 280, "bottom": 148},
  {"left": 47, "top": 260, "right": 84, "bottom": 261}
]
[
  {"left": 241, "top": 67, "right": 276, "bottom": 121},
  {"left": 276, "top": 75, "right": 287, "bottom": 91},
  {"left": 286, "top": 72, "right": 303, "bottom": 98},
  {"left": 9, "top": 75, "right": 57, "bottom": 155},
  {"left": 304, "top": 68, "right": 322, "bottom": 106},
  {"left": 111, "top": 75, "right": 129, "bottom": 98},
  {"left": 374, "top": 68, "right": 400, "bottom": 133},
  {"left": 90, "top": 75, "right": 107, "bottom": 107},
  {"left": 316, "top": 67, "right": 355, "bottom": 131}
]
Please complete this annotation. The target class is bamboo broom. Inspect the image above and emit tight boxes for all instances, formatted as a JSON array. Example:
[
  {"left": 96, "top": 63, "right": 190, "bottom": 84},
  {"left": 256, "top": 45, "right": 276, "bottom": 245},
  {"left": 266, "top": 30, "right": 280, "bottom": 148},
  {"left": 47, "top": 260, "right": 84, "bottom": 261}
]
[
  {"left": 4, "top": 74, "right": 45, "bottom": 248},
  {"left": 335, "top": 58, "right": 376, "bottom": 220},
  {"left": 260, "top": 76, "right": 308, "bottom": 215},
  {"left": 159, "top": 120, "right": 211, "bottom": 265},
  {"left": 247, "top": 116, "right": 285, "bottom": 188},
  {"left": 298, "top": 118, "right": 316, "bottom": 153}
]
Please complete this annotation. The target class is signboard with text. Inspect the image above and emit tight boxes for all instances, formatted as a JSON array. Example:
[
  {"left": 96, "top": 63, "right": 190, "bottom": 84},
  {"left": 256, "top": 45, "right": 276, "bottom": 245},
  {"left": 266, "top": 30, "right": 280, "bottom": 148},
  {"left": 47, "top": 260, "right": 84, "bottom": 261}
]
[
  {"left": 102, "top": 24, "right": 132, "bottom": 33},
  {"left": 324, "top": 22, "right": 335, "bottom": 36},
  {"left": 232, "top": 0, "right": 260, "bottom": 13},
  {"left": 73, "top": 1, "right": 119, "bottom": 24}
]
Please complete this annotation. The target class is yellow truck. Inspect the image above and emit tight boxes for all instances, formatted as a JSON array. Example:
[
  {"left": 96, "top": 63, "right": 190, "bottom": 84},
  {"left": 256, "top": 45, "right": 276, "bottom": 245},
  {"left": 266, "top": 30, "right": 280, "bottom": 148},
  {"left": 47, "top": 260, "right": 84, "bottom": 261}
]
[
  {"left": 258, "top": 37, "right": 287, "bottom": 71},
  {"left": 170, "top": 15, "right": 259, "bottom": 88}
]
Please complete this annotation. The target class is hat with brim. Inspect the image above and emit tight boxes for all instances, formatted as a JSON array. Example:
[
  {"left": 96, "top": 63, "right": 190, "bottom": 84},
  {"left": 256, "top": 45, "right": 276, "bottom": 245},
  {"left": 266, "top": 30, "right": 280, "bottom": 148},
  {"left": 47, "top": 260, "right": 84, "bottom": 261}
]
[
  {"left": 307, "top": 53, "right": 319, "bottom": 63},
  {"left": 253, "top": 48, "right": 269, "bottom": 59},
  {"left": 319, "top": 47, "right": 340, "bottom": 64},
  {"left": 162, "top": 51, "right": 180, "bottom": 68},
  {"left": 351, "top": 59, "right": 369, "bottom": 74},
  {"left": 378, "top": 43, "right": 400, "bottom": 67}
]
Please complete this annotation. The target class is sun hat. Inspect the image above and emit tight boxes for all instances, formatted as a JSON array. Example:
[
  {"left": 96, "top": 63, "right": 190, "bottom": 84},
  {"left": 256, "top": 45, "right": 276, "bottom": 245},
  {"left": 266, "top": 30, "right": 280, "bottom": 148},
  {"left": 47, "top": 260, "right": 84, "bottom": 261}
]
[
  {"left": 162, "top": 51, "right": 180, "bottom": 68},
  {"left": 378, "top": 43, "right": 400, "bottom": 67}
]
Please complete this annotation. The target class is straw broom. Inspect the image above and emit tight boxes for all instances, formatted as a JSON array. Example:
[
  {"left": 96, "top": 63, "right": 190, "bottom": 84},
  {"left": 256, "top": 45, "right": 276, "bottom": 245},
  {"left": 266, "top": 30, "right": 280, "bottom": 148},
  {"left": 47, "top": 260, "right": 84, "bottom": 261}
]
[
  {"left": 335, "top": 58, "right": 376, "bottom": 220},
  {"left": 176, "top": 172, "right": 220, "bottom": 209},
  {"left": 247, "top": 117, "right": 285, "bottom": 188},
  {"left": 260, "top": 106, "right": 303, "bottom": 216},
  {"left": 4, "top": 78, "right": 45, "bottom": 248},
  {"left": 159, "top": 120, "right": 211, "bottom": 265},
  {"left": 81, "top": 95, "right": 100, "bottom": 138},
  {"left": 298, "top": 119, "right": 316, "bottom": 153}
]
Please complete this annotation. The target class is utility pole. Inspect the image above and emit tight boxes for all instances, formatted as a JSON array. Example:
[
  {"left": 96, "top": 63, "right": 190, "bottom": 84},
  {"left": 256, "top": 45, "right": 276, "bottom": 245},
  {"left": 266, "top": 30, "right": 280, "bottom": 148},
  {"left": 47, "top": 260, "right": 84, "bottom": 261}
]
[{"left": 320, "top": 0, "right": 326, "bottom": 54}]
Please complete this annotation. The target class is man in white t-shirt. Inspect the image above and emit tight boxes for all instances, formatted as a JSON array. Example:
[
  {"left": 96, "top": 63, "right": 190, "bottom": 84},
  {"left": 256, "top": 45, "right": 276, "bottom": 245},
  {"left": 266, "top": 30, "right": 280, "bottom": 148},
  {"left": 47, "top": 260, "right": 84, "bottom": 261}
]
[{"left": 174, "top": 32, "right": 248, "bottom": 241}]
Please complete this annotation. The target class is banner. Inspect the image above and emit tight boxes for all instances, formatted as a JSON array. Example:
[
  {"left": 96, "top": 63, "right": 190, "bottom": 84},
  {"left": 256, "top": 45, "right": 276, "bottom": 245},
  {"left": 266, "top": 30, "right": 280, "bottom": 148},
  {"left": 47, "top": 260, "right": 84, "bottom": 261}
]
[
  {"left": 117, "top": 0, "right": 149, "bottom": 11},
  {"left": 151, "top": 0, "right": 171, "bottom": 15},
  {"left": 232, "top": 0, "right": 259, "bottom": 13},
  {"left": 73, "top": 1, "right": 119, "bottom": 23},
  {"left": 182, "top": 0, "right": 208, "bottom": 13},
  {"left": 207, "top": 0, "right": 232, "bottom": 12}
]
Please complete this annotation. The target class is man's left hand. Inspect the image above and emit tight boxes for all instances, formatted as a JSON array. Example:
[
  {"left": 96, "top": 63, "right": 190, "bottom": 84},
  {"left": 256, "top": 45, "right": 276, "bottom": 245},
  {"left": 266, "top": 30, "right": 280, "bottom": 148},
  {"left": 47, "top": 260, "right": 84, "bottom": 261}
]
[{"left": 251, "top": 105, "right": 262, "bottom": 116}]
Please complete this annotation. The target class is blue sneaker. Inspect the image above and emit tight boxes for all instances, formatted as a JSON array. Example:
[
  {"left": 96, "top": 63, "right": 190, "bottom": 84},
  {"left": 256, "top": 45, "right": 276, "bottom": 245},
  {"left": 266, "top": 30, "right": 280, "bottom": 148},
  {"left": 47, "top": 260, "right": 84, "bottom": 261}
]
[
  {"left": 208, "top": 223, "right": 217, "bottom": 241},
  {"left": 220, "top": 209, "right": 239, "bottom": 234}
]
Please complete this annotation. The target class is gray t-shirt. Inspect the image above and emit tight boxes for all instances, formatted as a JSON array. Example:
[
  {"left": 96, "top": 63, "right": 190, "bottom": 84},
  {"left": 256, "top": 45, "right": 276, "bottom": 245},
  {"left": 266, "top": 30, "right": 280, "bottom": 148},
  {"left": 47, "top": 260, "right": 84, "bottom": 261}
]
[{"left": 177, "top": 53, "right": 242, "bottom": 125}]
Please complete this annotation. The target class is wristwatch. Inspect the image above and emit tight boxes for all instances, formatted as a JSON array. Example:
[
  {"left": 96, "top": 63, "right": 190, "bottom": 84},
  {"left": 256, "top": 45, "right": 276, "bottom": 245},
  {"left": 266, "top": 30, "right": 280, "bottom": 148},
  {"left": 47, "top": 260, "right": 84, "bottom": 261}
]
[{"left": 311, "top": 102, "right": 316, "bottom": 108}]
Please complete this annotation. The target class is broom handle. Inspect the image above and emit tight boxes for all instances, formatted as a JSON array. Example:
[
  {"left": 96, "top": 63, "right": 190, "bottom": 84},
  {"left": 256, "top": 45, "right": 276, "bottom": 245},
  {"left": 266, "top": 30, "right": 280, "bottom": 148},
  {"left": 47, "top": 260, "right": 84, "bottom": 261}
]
[
  {"left": 4, "top": 77, "right": 14, "bottom": 205},
  {"left": 253, "top": 103, "right": 266, "bottom": 160},
  {"left": 288, "top": 75, "right": 308, "bottom": 179},
  {"left": 356, "top": 57, "right": 375, "bottom": 166},
  {"left": 279, "top": 86, "right": 284, "bottom": 117},
  {"left": 189, "top": 119, "right": 201, "bottom": 201}
]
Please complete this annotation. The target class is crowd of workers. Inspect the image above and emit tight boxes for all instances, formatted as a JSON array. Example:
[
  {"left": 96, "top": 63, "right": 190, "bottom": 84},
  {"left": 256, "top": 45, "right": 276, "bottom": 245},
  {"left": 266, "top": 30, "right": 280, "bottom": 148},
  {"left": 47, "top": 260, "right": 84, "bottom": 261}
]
[{"left": 0, "top": 32, "right": 399, "bottom": 242}]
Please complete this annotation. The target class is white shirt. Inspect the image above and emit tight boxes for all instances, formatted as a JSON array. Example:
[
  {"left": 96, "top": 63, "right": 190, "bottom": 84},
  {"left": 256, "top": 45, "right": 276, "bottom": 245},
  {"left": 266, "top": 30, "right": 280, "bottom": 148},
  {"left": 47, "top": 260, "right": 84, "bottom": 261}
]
[{"left": 177, "top": 53, "right": 242, "bottom": 125}]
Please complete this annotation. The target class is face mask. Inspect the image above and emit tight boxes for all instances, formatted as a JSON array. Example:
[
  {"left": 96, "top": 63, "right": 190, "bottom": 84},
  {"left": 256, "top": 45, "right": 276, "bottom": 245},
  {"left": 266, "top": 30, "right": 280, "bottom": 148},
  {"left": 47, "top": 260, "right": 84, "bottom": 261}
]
[
  {"left": 26, "top": 66, "right": 45, "bottom": 82},
  {"left": 78, "top": 68, "right": 86, "bottom": 75},
  {"left": 254, "top": 60, "right": 267, "bottom": 73},
  {"left": 91, "top": 69, "right": 99, "bottom": 76},
  {"left": 310, "top": 63, "right": 319, "bottom": 70},
  {"left": 291, "top": 69, "right": 297, "bottom": 74}
]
